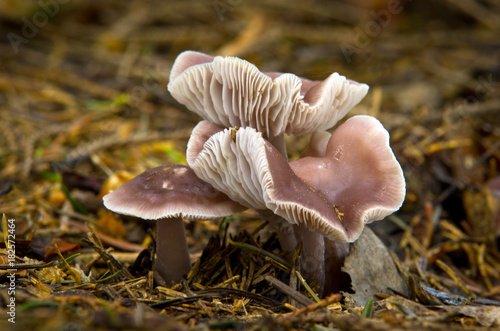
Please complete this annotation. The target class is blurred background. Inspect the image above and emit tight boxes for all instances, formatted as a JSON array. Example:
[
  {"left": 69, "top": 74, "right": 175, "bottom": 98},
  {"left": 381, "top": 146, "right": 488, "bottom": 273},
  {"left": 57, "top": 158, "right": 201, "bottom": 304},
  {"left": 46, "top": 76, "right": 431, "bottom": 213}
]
[
  {"left": 0, "top": 0, "right": 499, "bottom": 328},
  {"left": 1, "top": 0, "right": 499, "bottom": 238}
]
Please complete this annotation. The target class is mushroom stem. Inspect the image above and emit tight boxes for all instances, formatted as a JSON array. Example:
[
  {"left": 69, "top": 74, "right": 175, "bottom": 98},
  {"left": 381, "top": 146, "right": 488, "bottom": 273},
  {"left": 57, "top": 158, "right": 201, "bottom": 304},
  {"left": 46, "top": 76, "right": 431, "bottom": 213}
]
[
  {"left": 273, "top": 221, "right": 350, "bottom": 297},
  {"left": 323, "top": 239, "right": 350, "bottom": 296},
  {"left": 293, "top": 224, "right": 326, "bottom": 296},
  {"left": 267, "top": 133, "right": 287, "bottom": 158},
  {"left": 155, "top": 217, "right": 191, "bottom": 284},
  {"left": 267, "top": 215, "right": 297, "bottom": 259}
]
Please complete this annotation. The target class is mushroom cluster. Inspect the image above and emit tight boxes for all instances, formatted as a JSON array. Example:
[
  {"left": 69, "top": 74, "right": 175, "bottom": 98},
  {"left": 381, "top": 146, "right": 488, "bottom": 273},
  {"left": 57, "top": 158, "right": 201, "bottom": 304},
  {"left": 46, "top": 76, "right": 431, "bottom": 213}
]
[
  {"left": 186, "top": 117, "right": 405, "bottom": 295},
  {"left": 168, "top": 50, "right": 369, "bottom": 155},
  {"left": 103, "top": 50, "right": 406, "bottom": 296}
]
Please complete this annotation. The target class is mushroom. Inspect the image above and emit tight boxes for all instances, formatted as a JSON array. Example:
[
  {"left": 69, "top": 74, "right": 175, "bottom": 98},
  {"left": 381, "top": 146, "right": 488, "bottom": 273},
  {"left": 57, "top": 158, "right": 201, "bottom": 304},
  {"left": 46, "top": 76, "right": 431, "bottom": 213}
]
[
  {"left": 103, "top": 165, "right": 244, "bottom": 284},
  {"left": 168, "top": 50, "right": 369, "bottom": 156},
  {"left": 186, "top": 116, "right": 405, "bottom": 295}
]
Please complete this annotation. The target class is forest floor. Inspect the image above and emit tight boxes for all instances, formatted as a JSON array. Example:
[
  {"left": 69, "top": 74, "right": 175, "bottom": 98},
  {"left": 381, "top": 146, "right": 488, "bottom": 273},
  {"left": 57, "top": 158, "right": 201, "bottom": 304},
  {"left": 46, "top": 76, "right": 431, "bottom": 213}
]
[{"left": 1, "top": 1, "right": 500, "bottom": 330}]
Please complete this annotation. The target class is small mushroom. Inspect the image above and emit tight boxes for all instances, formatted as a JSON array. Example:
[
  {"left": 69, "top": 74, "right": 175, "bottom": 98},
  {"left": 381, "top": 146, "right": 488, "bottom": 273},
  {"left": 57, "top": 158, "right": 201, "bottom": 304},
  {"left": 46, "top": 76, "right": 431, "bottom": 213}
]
[
  {"left": 186, "top": 117, "right": 405, "bottom": 295},
  {"left": 103, "top": 165, "right": 244, "bottom": 284},
  {"left": 168, "top": 50, "right": 369, "bottom": 155}
]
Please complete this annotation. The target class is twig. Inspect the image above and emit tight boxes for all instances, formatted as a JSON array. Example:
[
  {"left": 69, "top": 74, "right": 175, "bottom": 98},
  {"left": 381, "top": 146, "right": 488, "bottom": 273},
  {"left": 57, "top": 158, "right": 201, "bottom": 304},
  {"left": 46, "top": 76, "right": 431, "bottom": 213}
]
[
  {"left": 228, "top": 238, "right": 291, "bottom": 269},
  {"left": 277, "top": 293, "right": 342, "bottom": 321},
  {"left": 435, "top": 139, "right": 500, "bottom": 205},
  {"left": 197, "top": 287, "right": 282, "bottom": 308},
  {"left": 150, "top": 293, "right": 226, "bottom": 309},
  {"left": 288, "top": 242, "right": 301, "bottom": 307},
  {"left": 54, "top": 243, "right": 82, "bottom": 285},
  {"left": 443, "top": 0, "right": 500, "bottom": 31},
  {"left": 64, "top": 129, "right": 191, "bottom": 165},
  {"left": 95, "top": 270, "right": 123, "bottom": 283},
  {"left": 0, "top": 261, "right": 58, "bottom": 270},
  {"left": 182, "top": 280, "right": 213, "bottom": 318},
  {"left": 295, "top": 271, "right": 320, "bottom": 302},
  {"left": 82, "top": 225, "right": 134, "bottom": 279},
  {"left": 421, "top": 285, "right": 474, "bottom": 305},
  {"left": 435, "top": 260, "right": 476, "bottom": 298},
  {"left": 69, "top": 221, "right": 145, "bottom": 252},
  {"left": 265, "top": 275, "right": 314, "bottom": 307}
]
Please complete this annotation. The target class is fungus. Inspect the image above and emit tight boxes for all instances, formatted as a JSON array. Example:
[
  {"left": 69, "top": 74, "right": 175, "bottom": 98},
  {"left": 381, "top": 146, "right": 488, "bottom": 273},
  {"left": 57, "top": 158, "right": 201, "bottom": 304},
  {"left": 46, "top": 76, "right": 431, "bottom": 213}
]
[
  {"left": 186, "top": 117, "right": 405, "bottom": 295},
  {"left": 168, "top": 50, "right": 369, "bottom": 155},
  {"left": 103, "top": 165, "right": 244, "bottom": 284}
]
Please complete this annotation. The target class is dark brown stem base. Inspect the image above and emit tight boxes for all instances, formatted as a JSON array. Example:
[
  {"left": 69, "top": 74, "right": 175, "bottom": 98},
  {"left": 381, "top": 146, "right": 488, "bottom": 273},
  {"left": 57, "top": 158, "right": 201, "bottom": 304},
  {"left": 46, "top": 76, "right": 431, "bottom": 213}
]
[{"left": 155, "top": 217, "right": 191, "bottom": 285}]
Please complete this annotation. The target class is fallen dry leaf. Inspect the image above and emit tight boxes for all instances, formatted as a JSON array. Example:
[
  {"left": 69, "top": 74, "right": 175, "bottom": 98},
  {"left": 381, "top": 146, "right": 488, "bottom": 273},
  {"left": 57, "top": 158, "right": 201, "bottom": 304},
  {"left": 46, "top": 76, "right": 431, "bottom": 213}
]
[{"left": 342, "top": 227, "right": 409, "bottom": 306}]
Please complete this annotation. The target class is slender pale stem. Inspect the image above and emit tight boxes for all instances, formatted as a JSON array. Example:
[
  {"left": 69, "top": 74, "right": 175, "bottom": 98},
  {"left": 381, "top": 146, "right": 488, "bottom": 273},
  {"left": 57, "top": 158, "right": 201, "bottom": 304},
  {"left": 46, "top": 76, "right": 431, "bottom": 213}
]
[
  {"left": 294, "top": 224, "right": 326, "bottom": 296},
  {"left": 155, "top": 217, "right": 191, "bottom": 284}
]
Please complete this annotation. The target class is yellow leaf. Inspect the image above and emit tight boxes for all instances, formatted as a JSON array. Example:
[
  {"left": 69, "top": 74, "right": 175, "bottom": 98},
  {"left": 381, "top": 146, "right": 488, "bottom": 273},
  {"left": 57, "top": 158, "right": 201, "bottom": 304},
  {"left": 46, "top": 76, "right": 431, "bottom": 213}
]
[
  {"left": 99, "top": 170, "right": 134, "bottom": 199},
  {"left": 97, "top": 209, "right": 126, "bottom": 239}
]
